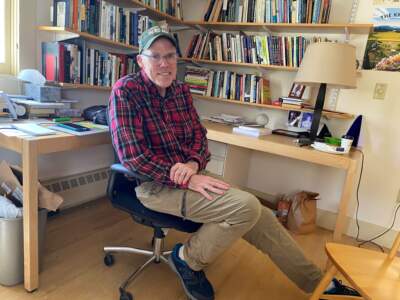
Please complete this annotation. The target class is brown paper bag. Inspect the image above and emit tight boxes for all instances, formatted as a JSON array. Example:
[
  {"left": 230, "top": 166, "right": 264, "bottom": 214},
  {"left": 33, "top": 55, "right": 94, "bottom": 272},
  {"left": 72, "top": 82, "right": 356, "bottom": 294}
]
[
  {"left": 0, "top": 160, "right": 63, "bottom": 211},
  {"left": 287, "top": 191, "right": 319, "bottom": 234}
]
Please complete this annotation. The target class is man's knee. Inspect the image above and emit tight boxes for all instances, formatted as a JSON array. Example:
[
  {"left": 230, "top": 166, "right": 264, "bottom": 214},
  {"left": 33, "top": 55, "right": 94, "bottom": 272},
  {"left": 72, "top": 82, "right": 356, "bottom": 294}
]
[{"left": 230, "top": 189, "right": 261, "bottom": 226}]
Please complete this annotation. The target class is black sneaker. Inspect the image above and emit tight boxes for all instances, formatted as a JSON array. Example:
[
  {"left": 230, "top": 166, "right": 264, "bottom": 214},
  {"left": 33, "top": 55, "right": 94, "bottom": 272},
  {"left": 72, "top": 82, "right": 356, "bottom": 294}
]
[
  {"left": 322, "top": 278, "right": 361, "bottom": 297},
  {"left": 168, "top": 243, "right": 214, "bottom": 300}
]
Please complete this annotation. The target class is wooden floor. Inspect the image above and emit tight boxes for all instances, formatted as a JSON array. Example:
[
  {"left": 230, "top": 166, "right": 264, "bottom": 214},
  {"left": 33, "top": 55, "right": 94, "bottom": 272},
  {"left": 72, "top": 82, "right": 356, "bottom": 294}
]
[{"left": 0, "top": 198, "right": 363, "bottom": 300}]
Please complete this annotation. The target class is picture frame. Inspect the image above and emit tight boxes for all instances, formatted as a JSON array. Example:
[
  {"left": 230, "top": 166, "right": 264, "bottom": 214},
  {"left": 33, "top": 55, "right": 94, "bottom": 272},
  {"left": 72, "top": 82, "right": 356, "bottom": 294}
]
[
  {"left": 300, "top": 112, "right": 313, "bottom": 130},
  {"left": 288, "top": 83, "right": 306, "bottom": 99},
  {"left": 287, "top": 110, "right": 302, "bottom": 127}
]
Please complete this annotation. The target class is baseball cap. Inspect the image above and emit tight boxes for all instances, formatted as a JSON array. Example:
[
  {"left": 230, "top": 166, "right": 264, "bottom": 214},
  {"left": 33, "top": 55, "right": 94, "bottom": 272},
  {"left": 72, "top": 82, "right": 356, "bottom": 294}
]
[{"left": 139, "top": 26, "right": 177, "bottom": 53}]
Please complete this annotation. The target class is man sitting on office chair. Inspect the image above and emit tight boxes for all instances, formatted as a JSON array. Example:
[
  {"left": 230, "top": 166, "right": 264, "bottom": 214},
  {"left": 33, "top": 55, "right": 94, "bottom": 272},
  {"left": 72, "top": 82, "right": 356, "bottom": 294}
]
[{"left": 108, "top": 26, "right": 360, "bottom": 300}]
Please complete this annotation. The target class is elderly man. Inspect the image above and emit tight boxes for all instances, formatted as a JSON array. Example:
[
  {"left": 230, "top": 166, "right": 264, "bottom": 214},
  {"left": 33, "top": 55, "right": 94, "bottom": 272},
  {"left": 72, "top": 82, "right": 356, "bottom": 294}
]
[{"left": 108, "top": 26, "right": 360, "bottom": 300}]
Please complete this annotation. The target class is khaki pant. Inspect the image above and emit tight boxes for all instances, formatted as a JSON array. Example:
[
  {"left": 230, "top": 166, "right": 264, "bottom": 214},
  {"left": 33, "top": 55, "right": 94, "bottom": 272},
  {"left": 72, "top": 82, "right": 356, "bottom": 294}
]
[{"left": 136, "top": 175, "right": 323, "bottom": 293}]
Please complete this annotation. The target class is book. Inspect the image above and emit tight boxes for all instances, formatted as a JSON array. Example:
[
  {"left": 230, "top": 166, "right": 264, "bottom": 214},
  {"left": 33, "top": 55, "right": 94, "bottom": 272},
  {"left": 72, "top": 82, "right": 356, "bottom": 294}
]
[
  {"left": 13, "top": 123, "right": 57, "bottom": 136},
  {"left": 233, "top": 126, "right": 272, "bottom": 137}
]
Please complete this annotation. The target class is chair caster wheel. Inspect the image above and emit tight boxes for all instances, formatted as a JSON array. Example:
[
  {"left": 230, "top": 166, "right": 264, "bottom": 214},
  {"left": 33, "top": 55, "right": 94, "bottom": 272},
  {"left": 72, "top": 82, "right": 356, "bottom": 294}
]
[
  {"left": 119, "top": 289, "right": 133, "bottom": 300},
  {"left": 104, "top": 254, "right": 114, "bottom": 266}
]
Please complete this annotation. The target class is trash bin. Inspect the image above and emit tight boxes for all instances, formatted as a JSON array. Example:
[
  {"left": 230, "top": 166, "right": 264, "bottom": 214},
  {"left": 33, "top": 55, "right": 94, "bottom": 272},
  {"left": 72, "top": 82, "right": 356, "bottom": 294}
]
[{"left": 0, "top": 209, "right": 47, "bottom": 286}]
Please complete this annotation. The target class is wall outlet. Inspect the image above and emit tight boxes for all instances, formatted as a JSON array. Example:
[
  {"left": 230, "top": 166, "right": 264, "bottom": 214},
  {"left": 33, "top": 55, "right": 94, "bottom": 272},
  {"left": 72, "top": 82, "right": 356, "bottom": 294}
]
[{"left": 373, "top": 83, "right": 387, "bottom": 100}]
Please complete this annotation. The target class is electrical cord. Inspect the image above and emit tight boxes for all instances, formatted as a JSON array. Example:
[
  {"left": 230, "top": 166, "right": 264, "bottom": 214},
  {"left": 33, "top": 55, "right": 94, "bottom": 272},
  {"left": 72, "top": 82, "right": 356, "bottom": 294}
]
[
  {"left": 358, "top": 203, "right": 400, "bottom": 250},
  {"left": 354, "top": 148, "right": 400, "bottom": 252}
]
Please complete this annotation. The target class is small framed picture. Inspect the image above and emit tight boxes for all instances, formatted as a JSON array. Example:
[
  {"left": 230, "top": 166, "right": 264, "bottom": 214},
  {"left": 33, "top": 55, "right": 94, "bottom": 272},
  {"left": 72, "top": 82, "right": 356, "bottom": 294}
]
[
  {"left": 287, "top": 110, "right": 302, "bottom": 127},
  {"left": 300, "top": 112, "right": 313, "bottom": 130},
  {"left": 288, "top": 83, "right": 305, "bottom": 99}
]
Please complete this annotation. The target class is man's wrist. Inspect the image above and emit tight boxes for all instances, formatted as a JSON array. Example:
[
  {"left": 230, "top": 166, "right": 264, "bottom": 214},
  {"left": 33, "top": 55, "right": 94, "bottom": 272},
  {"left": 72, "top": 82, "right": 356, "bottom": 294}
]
[{"left": 187, "top": 160, "right": 199, "bottom": 172}]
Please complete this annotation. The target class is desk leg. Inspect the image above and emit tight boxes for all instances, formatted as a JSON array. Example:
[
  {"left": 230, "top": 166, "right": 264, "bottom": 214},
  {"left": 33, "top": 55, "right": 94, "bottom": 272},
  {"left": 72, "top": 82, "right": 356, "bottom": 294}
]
[
  {"left": 333, "top": 160, "right": 357, "bottom": 242},
  {"left": 22, "top": 140, "right": 39, "bottom": 292}
]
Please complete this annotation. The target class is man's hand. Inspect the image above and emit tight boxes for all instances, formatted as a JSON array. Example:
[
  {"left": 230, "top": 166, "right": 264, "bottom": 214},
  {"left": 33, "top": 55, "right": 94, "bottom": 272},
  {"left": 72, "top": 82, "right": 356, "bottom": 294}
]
[
  {"left": 170, "top": 161, "right": 199, "bottom": 185},
  {"left": 188, "top": 174, "right": 230, "bottom": 200}
]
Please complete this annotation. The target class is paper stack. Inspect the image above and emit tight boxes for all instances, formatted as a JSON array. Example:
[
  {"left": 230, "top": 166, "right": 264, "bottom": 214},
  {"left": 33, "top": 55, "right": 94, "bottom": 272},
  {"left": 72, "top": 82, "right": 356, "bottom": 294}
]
[{"left": 233, "top": 126, "right": 272, "bottom": 137}]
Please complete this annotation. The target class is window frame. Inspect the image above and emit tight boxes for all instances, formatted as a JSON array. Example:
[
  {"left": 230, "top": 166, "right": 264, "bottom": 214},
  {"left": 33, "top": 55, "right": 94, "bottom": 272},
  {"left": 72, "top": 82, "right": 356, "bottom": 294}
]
[{"left": 0, "top": 0, "right": 11, "bottom": 74}]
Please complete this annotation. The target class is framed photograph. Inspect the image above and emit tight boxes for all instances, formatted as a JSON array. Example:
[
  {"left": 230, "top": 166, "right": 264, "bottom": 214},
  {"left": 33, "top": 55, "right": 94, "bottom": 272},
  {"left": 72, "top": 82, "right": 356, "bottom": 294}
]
[
  {"left": 300, "top": 112, "right": 313, "bottom": 130},
  {"left": 287, "top": 110, "right": 302, "bottom": 127},
  {"left": 288, "top": 83, "right": 306, "bottom": 99}
]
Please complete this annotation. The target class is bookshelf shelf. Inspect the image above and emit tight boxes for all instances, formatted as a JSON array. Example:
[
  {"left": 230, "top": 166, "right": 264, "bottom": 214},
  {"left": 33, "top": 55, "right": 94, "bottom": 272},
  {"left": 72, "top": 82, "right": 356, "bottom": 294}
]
[
  {"left": 180, "top": 58, "right": 298, "bottom": 71},
  {"left": 193, "top": 95, "right": 354, "bottom": 120},
  {"left": 105, "top": 0, "right": 187, "bottom": 27},
  {"left": 53, "top": 82, "right": 112, "bottom": 91},
  {"left": 37, "top": 26, "right": 139, "bottom": 51},
  {"left": 184, "top": 21, "right": 373, "bottom": 34}
]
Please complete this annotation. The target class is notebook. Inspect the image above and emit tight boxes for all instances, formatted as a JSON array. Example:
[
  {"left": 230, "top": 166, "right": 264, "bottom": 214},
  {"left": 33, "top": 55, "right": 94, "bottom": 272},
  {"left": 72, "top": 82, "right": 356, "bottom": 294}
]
[{"left": 13, "top": 123, "right": 57, "bottom": 136}]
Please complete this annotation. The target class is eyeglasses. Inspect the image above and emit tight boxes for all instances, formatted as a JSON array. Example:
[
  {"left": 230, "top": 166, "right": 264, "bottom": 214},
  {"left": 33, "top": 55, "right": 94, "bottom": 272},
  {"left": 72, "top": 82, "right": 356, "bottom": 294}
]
[{"left": 141, "top": 52, "right": 178, "bottom": 64}]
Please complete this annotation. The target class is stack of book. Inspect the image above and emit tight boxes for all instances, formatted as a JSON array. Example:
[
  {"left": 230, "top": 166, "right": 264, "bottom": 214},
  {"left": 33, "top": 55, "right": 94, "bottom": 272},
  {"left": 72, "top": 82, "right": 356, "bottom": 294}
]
[
  {"left": 280, "top": 96, "right": 306, "bottom": 109},
  {"left": 202, "top": 0, "right": 332, "bottom": 24},
  {"left": 184, "top": 66, "right": 210, "bottom": 96},
  {"left": 232, "top": 125, "right": 272, "bottom": 137}
]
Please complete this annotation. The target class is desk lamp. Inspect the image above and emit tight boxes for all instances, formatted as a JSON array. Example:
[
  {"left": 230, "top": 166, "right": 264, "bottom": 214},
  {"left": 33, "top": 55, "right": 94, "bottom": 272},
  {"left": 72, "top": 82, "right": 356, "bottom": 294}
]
[{"left": 294, "top": 42, "right": 357, "bottom": 146}]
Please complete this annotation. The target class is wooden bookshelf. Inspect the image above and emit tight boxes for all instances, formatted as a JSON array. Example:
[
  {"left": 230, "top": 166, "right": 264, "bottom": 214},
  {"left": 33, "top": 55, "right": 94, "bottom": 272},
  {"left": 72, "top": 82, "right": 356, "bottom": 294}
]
[
  {"left": 180, "top": 58, "right": 298, "bottom": 71},
  {"left": 193, "top": 95, "right": 354, "bottom": 120},
  {"left": 37, "top": 26, "right": 139, "bottom": 52},
  {"left": 105, "top": 0, "right": 188, "bottom": 27},
  {"left": 185, "top": 21, "right": 373, "bottom": 34}
]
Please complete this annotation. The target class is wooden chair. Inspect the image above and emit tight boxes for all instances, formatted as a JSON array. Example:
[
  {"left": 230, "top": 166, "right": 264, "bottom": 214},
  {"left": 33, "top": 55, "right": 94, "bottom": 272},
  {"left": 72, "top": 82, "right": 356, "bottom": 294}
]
[{"left": 310, "top": 231, "right": 400, "bottom": 300}]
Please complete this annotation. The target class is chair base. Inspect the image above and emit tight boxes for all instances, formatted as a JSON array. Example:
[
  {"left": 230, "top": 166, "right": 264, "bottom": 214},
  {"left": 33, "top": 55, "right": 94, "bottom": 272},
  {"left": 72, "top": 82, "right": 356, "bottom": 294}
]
[{"left": 104, "top": 235, "right": 173, "bottom": 297}]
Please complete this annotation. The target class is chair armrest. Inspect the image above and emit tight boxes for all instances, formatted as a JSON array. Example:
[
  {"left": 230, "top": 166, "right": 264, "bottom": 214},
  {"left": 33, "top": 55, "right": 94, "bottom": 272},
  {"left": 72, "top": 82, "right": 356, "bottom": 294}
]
[{"left": 110, "top": 164, "right": 149, "bottom": 182}]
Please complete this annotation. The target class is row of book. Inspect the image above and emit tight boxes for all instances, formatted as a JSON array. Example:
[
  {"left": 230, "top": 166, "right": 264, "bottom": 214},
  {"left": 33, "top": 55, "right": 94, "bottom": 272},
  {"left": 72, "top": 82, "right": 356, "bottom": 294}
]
[
  {"left": 203, "top": 0, "right": 331, "bottom": 24},
  {"left": 139, "top": 0, "right": 183, "bottom": 19},
  {"left": 184, "top": 66, "right": 271, "bottom": 104},
  {"left": 42, "top": 41, "right": 138, "bottom": 87},
  {"left": 186, "top": 31, "right": 333, "bottom": 67},
  {"left": 52, "top": 0, "right": 158, "bottom": 46}
]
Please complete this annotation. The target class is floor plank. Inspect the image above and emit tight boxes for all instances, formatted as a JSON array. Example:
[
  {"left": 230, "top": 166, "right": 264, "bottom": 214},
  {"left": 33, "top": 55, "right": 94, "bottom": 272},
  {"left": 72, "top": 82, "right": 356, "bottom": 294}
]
[{"left": 0, "top": 198, "right": 366, "bottom": 300}]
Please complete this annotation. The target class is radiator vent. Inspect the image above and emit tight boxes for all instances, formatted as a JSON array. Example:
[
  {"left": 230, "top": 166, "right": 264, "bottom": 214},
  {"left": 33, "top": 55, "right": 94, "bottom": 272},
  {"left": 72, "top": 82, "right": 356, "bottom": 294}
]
[{"left": 42, "top": 168, "right": 110, "bottom": 210}]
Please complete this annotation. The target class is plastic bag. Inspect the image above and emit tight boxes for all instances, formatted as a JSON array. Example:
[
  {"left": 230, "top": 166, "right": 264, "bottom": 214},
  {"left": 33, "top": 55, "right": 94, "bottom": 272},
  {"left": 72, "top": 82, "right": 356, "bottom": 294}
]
[
  {"left": 287, "top": 191, "right": 319, "bottom": 234},
  {"left": 0, "top": 195, "right": 22, "bottom": 218}
]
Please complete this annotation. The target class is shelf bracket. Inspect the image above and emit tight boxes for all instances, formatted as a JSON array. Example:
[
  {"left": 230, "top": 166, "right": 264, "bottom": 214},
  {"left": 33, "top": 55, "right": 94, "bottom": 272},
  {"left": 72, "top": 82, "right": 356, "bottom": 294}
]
[
  {"left": 344, "top": 26, "right": 350, "bottom": 42},
  {"left": 255, "top": 66, "right": 268, "bottom": 77},
  {"left": 261, "top": 25, "right": 272, "bottom": 35}
]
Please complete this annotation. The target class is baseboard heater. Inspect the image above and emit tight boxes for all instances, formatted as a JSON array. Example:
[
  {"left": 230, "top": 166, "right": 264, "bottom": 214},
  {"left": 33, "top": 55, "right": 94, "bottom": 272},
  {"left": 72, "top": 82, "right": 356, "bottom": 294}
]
[{"left": 41, "top": 168, "right": 110, "bottom": 210}]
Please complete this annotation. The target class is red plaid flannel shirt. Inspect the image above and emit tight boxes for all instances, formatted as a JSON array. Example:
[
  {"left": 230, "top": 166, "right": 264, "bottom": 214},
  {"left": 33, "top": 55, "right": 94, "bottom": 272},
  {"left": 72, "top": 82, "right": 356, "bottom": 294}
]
[{"left": 108, "top": 70, "right": 210, "bottom": 188}]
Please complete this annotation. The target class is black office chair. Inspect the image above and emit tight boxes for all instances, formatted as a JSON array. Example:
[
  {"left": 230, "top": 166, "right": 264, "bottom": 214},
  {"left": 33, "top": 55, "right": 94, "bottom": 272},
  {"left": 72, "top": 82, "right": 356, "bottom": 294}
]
[{"left": 104, "top": 163, "right": 202, "bottom": 300}]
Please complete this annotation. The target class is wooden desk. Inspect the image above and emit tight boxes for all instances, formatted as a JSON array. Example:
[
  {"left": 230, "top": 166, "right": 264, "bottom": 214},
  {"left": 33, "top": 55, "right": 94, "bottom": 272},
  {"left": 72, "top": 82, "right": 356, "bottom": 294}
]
[
  {"left": 203, "top": 121, "right": 360, "bottom": 242},
  {"left": 0, "top": 130, "right": 110, "bottom": 292},
  {"left": 0, "top": 121, "right": 359, "bottom": 292}
]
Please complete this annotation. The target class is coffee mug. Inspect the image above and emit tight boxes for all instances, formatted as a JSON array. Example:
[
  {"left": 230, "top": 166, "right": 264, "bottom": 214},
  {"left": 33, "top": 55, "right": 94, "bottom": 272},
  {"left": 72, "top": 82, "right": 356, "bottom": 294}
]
[{"left": 341, "top": 135, "right": 354, "bottom": 152}]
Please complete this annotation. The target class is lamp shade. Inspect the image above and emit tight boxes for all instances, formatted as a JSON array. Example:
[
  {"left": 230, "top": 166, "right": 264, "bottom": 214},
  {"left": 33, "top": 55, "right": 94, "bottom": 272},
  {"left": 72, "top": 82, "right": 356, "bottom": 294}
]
[{"left": 294, "top": 42, "right": 357, "bottom": 89}]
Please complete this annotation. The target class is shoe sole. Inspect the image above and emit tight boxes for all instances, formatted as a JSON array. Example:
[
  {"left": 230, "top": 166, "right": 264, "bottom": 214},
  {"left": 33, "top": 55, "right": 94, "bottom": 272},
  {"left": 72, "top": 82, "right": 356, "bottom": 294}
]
[
  {"left": 320, "top": 296, "right": 362, "bottom": 300},
  {"left": 168, "top": 255, "right": 200, "bottom": 300}
]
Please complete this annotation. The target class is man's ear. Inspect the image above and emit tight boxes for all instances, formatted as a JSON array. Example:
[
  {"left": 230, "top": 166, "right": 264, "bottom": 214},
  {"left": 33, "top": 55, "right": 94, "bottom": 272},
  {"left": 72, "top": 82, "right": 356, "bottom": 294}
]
[{"left": 137, "top": 55, "right": 144, "bottom": 68}]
